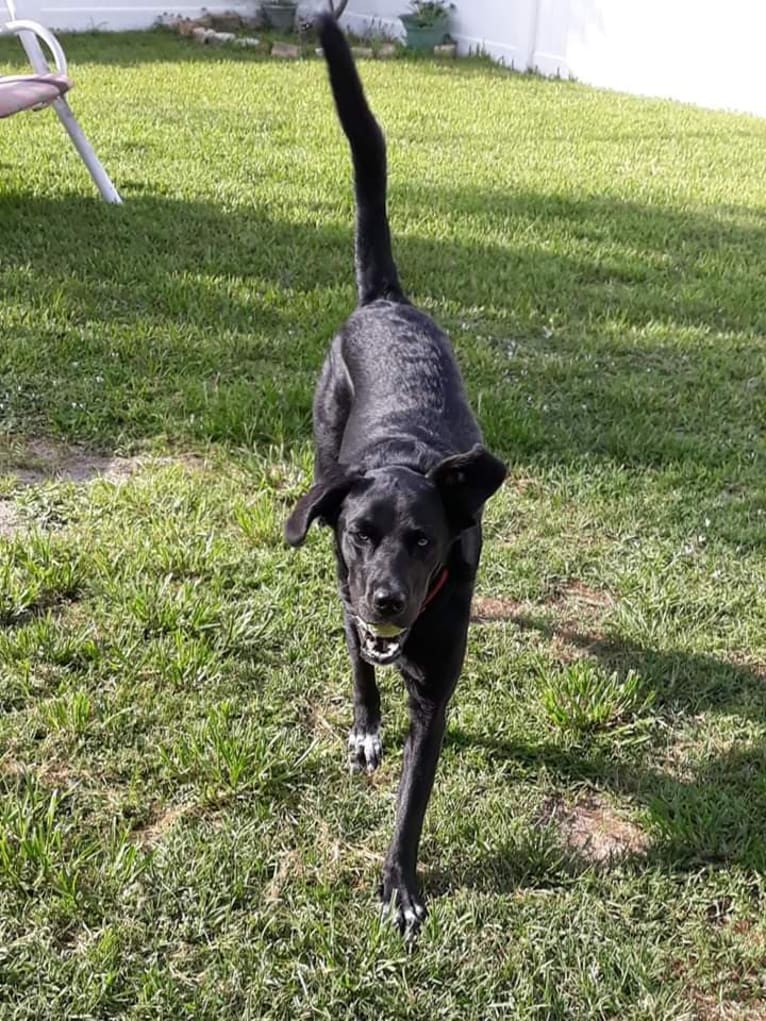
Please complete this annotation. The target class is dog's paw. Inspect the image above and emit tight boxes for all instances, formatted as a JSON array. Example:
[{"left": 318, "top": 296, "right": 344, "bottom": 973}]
[
  {"left": 348, "top": 725, "right": 383, "bottom": 774},
  {"left": 379, "top": 870, "right": 427, "bottom": 938}
]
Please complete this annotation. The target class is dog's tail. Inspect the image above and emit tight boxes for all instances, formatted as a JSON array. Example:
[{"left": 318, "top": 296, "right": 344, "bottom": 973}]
[{"left": 316, "top": 14, "right": 405, "bottom": 306}]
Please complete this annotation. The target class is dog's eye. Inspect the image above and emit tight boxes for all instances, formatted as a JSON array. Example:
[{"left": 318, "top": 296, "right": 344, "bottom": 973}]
[
  {"left": 352, "top": 529, "right": 372, "bottom": 544},
  {"left": 414, "top": 533, "right": 431, "bottom": 548}
]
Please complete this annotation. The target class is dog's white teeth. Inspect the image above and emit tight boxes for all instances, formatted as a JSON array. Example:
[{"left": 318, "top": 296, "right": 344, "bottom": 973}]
[{"left": 362, "top": 634, "right": 401, "bottom": 662}]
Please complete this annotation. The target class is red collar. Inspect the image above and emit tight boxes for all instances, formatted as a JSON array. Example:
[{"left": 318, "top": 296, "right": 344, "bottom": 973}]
[{"left": 418, "top": 567, "right": 449, "bottom": 616}]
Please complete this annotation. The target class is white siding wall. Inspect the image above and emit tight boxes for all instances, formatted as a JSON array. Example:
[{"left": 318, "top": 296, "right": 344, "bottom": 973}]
[
  {"left": 15, "top": 0, "right": 766, "bottom": 118},
  {"left": 534, "top": 0, "right": 766, "bottom": 118}
]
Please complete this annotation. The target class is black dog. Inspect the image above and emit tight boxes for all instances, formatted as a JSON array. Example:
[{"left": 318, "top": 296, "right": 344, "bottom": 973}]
[{"left": 286, "top": 14, "right": 506, "bottom": 935}]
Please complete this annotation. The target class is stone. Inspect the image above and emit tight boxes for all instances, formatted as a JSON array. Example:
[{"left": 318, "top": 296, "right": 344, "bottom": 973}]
[
  {"left": 209, "top": 30, "right": 236, "bottom": 43},
  {"left": 434, "top": 43, "right": 457, "bottom": 57},
  {"left": 351, "top": 46, "right": 374, "bottom": 58},
  {"left": 208, "top": 11, "right": 244, "bottom": 31},
  {"left": 271, "top": 41, "right": 301, "bottom": 59},
  {"left": 234, "top": 36, "right": 262, "bottom": 48},
  {"left": 176, "top": 18, "right": 196, "bottom": 36},
  {"left": 192, "top": 26, "right": 213, "bottom": 42},
  {"left": 378, "top": 43, "right": 397, "bottom": 58}
]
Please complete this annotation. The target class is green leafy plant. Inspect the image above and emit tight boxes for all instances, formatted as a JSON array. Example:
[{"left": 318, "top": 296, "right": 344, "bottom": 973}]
[
  {"left": 402, "top": 0, "right": 454, "bottom": 27},
  {"left": 539, "top": 661, "right": 654, "bottom": 737}
]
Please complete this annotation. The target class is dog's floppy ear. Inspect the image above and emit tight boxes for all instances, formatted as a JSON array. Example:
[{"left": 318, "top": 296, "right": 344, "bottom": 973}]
[
  {"left": 285, "top": 465, "right": 362, "bottom": 547},
  {"left": 428, "top": 444, "right": 507, "bottom": 531}
]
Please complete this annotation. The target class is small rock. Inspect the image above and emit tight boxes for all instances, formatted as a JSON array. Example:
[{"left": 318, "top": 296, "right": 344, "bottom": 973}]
[
  {"left": 209, "top": 30, "right": 236, "bottom": 44},
  {"left": 234, "top": 36, "right": 262, "bottom": 48},
  {"left": 434, "top": 43, "right": 457, "bottom": 57},
  {"left": 176, "top": 18, "right": 196, "bottom": 36},
  {"left": 378, "top": 43, "right": 397, "bottom": 58},
  {"left": 271, "top": 41, "right": 301, "bottom": 58},
  {"left": 209, "top": 11, "right": 244, "bottom": 31},
  {"left": 351, "top": 46, "right": 374, "bottom": 58},
  {"left": 192, "top": 26, "right": 214, "bottom": 42}
]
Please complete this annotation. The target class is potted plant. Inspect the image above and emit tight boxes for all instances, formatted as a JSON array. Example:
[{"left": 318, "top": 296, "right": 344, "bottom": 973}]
[
  {"left": 262, "top": 0, "right": 298, "bottom": 32},
  {"left": 399, "top": 0, "right": 453, "bottom": 51}
]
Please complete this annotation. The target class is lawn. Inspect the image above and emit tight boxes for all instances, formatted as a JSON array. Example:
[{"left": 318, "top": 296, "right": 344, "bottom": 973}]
[{"left": 1, "top": 28, "right": 766, "bottom": 1020}]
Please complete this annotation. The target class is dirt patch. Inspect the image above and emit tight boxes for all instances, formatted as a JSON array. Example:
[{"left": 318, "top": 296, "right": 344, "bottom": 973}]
[
  {"left": 472, "top": 582, "right": 613, "bottom": 631},
  {"left": 550, "top": 580, "right": 615, "bottom": 615},
  {"left": 541, "top": 793, "right": 649, "bottom": 864},
  {"left": 11, "top": 441, "right": 148, "bottom": 485},
  {"left": 0, "top": 500, "right": 23, "bottom": 537},
  {"left": 536, "top": 580, "right": 616, "bottom": 660},
  {"left": 132, "top": 804, "right": 197, "bottom": 849},
  {"left": 264, "top": 848, "right": 307, "bottom": 903},
  {"left": 693, "top": 993, "right": 766, "bottom": 1020},
  {"left": 1, "top": 439, "right": 206, "bottom": 486},
  {"left": 471, "top": 596, "right": 525, "bottom": 622},
  {"left": 306, "top": 694, "right": 346, "bottom": 737}
]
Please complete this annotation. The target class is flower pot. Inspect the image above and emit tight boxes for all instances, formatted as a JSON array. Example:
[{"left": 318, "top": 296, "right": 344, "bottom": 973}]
[
  {"left": 262, "top": 2, "right": 297, "bottom": 31},
  {"left": 400, "top": 13, "right": 450, "bottom": 51}
]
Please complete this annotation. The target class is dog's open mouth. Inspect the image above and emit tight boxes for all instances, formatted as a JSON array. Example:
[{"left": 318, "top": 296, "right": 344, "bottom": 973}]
[{"left": 356, "top": 619, "right": 409, "bottom": 665}]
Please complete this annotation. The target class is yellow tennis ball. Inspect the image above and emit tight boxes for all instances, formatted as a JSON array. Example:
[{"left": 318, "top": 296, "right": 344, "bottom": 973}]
[{"left": 367, "top": 622, "right": 404, "bottom": 638}]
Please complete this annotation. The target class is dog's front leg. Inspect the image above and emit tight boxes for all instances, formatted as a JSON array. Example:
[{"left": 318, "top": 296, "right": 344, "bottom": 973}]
[
  {"left": 380, "top": 690, "right": 449, "bottom": 936},
  {"left": 343, "top": 612, "right": 382, "bottom": 773}
]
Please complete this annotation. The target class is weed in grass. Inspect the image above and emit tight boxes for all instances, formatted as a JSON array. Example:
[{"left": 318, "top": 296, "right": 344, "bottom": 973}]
[
  {"left": 158, "top": 701, "right": 316, "bottom": 802},
  {"left": 41, "top": 688, "right": 93, "bottom": 739},
  {"left": 0, "top": 533, "right": 84, "bottom": 626},
  {"left": 539, "top": 660, "right": 654, "bottom": 737}
]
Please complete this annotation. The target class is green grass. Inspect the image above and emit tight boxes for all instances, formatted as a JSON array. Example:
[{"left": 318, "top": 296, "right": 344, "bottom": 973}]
[{"left": 1, "top": 29, "right": 766, "bottom": 1019}]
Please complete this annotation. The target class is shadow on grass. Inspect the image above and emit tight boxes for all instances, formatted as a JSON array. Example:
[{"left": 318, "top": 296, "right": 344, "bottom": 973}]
[
  {"left": 3, "top": 186, "right": 766, "bottom": 910},
  {"left": 438, "top": 614, "right": 766, "bottom": 896},
  {"left": 3, "top": 189, "right": 764, "bottom": 485}
]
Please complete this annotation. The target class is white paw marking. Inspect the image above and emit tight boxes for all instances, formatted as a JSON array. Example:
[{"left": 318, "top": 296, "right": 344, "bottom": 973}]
[{"left": 348, "top": 726, "right": 382, "bottom": 771}]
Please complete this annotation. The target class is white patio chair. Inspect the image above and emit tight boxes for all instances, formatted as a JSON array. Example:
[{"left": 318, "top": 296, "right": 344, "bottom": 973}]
[{"left": 0, "top": 0, "right": 121, "bottom": 202}]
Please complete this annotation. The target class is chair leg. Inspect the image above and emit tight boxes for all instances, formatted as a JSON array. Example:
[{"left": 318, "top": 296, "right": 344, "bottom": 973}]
[{"left": 52, "top": 94, "right": 122, "bottom": 204}]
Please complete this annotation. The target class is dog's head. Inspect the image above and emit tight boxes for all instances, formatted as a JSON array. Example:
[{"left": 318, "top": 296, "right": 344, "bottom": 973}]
[{"left": 285, "top": 445, "right": 506, "bottom": 665}]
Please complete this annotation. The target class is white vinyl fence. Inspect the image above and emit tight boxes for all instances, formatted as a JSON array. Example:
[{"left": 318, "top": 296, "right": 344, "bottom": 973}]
[
  {"left": 343, "top": 0, "right": 766, "bottom": 118},
  {"left": 15, "top": 0, "right": 766, "bottom": 118}
]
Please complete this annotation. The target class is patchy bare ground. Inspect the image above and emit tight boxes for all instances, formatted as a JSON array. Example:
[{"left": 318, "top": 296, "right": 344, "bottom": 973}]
[
  {"left": 471, "top": 595, "right": 525, "bottom": 622},
  {"left": 0, "top": 439, "right": 206, "bottom": 486},
  {"left": 132, "top": 804, "right": 197, "bottom": 850},
  {"left": 0, "top": 441, "right": 208, "bottom": 537},
  {"left": 472, "top": 581, "right": 613, "bottom": 629},
  {"left": 472, "top": 582, "right": 616, "bottom": 666},
  {"left": 0, "top": 500, "right": 23, "bottom": 537},
  {"left": 548, "top": 581, "right": 615, "bottom": 637},
  {"left": 693, "top": 994, "right": 766, "bottom": 1021},
  {"left": 541, "top": 793, "right": 650, "bottom": 864}
]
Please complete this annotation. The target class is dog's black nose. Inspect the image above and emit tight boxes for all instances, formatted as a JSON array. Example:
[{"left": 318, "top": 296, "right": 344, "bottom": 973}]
[{"left": 372, "top": 588, "right": 405, "bottom": 617}]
